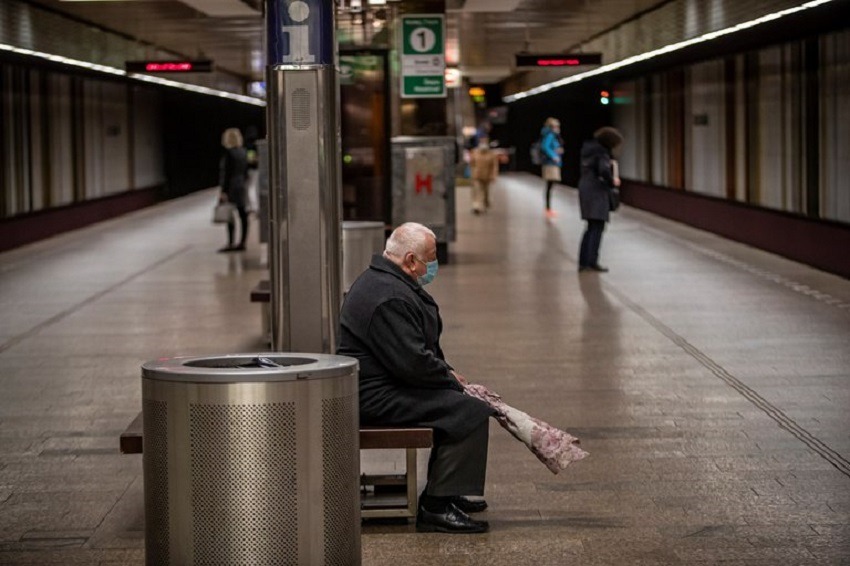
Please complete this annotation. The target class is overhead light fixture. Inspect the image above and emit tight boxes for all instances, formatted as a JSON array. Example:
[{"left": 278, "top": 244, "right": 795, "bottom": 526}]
[
  {"left": 0, "top": 43, "right": 265, "bottom": 107},
  {"left": 504, "top": 0, "right": 838, "bottom": 102}
]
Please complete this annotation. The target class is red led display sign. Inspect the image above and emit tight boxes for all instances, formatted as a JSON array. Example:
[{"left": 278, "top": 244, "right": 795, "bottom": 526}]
[
  {"left": 515, "top": 53, "right": 602, "bottom": 68},
  {"left": 125, "top": 60, "right": 213, "bottom": 73}
]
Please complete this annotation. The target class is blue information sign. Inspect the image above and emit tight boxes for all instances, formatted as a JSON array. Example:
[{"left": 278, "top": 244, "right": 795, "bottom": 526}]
[{"left": 267, "top": 0, "right": 335, "bottom": 66}]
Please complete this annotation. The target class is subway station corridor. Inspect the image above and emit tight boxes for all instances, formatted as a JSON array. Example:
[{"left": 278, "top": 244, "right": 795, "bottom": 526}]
[{"left": 1, "top": 173, "right": 849, "bottom": 565}]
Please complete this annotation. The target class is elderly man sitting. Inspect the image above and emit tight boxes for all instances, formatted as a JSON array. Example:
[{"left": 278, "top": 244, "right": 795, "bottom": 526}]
[{"left": 337, "top": 222, "right": 494, "bottom": 534}]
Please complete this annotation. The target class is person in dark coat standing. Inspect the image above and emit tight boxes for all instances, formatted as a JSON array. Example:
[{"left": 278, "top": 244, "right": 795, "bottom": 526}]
[
  {"left": 577, "top": 127, "right": 623, "bottom": 272},
  {"left": 218, "top": 127, "right": 249, "bottom": 252},
  {"left": 337, "top": 222, "right": 495, "bottom": 534}
]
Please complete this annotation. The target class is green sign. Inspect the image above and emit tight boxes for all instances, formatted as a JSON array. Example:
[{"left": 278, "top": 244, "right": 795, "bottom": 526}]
[{"left": 400, "top": 15, "right": 445, "bottom": 98}]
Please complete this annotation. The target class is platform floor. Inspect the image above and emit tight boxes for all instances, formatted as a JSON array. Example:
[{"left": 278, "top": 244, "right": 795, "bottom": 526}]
[{"left": 1, "top": 173, "right": 848, "bottom": 565}]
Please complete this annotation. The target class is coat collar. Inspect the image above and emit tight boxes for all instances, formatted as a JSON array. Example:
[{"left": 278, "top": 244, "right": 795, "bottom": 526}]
[{"left": 369, "top": 253, "right": 438, "bottom": 306}]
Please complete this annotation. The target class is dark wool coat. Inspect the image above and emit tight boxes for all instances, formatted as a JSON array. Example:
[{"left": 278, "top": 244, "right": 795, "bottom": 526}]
[
  {"left": 219, "top": 147, "right": 248, "bottom": 207},
  {"left": 337, "top": 254, "right": 494, "bottom": 441},
  {"left": 578, "top": 139, "right": 615, "bottom": 222}
]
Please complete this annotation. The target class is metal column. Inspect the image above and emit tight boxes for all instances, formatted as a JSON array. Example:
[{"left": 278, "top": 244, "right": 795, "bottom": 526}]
[{"left": 266, "top": 0, "right": 342, "bottom": 354}]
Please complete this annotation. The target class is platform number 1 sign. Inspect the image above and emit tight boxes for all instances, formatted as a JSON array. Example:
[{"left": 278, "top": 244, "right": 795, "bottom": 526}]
[{"left": 400, "top": 15, "right": 445, "bottom": 98}]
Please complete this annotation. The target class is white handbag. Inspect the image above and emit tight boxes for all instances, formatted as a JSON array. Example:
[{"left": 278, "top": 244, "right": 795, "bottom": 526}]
[{"left": 212, "top": 202, "right": 235, "bottom": 224}]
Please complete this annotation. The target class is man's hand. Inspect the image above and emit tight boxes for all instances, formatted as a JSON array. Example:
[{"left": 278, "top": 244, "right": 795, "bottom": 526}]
[{"left": 450, "top": 370, "right": 468, "bottom": 385}]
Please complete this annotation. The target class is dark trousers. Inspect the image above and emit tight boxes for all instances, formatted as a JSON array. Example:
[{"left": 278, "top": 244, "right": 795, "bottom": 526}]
[
  {"left": 425, "top": 420, "right": 489, "bottom": 497},
  {"left": 545, "top": 181, "right": 555, "bottom": 210},
  {"left": 579, "top": 219, "right": 606, "bottom": 267},
  {"left": 226, "top": 205, "right": 249, "bottom": 246}
]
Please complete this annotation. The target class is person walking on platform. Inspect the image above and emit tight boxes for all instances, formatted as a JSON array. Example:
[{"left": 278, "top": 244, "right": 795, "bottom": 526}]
[
  {"left": 540, "top": 117, "right": 564, "bottom": 218},
  {"left": 577, "top": 126, "right": 623, "bottom": 272},
  {"left": 337, "top": 222, "right": 495, "bottom": 534},
  {"left": 469, "top": 138, "right": 500, "bottom": 214},
  {"left": 217, "top": 127, "right": 249, "bottom": 252}
]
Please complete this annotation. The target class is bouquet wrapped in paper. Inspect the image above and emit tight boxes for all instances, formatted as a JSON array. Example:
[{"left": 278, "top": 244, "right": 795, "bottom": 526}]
[{"left": 464, "top": 383, "right": 588, "bottom": 474}]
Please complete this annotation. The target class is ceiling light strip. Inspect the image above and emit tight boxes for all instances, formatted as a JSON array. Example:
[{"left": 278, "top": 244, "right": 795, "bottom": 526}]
[
  {"left": 0, "top": 43, "right": 265, "bottom": 107},
  {"left": 503, "top": 0, "right": 836, "bottom": 103}
]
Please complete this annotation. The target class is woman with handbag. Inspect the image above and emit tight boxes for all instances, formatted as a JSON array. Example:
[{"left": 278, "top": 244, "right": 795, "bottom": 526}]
[
  {"left": 577, "top": 127, "right": 623, "bottom": 272},
  {"left": 217, "top": 127, "right": 249, "bottom": 252}
]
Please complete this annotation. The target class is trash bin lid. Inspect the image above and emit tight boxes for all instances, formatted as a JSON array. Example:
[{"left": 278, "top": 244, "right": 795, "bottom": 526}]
[{"left": 141, "top": 353, "right": 358, "bottom": 384}]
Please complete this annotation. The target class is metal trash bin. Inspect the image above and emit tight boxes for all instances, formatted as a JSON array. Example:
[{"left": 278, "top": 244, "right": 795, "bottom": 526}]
[
  {"left": 141, "top": 353, "right": 360, "bottom": 565},
  {"left": 390, "top": 136, "right": 457, "bottom": 263},
  {"left": 342, "top": 221, "right": 385, "bottom": 292}
]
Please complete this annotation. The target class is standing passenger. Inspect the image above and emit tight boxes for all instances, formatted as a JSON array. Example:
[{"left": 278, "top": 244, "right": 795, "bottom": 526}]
[
  {"left": 469, "top": 138, "right": 500, "bottom": 214},
  {"left": 540, "top": 117, "right": 564, "bottom": 218},
  {"left": 577, "top": 127, "right": 623, "bottom": 272},
  {"left": 337, "top": 223, "right": 495, "bottom": 533},
  {"left": 218, "top": 128, "right": 249, "bottom": 252}
]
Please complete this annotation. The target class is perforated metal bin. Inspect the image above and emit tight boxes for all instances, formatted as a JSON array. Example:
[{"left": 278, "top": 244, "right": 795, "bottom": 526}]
[{"left": 141, "top": 353, "right": 360, "bottom": 566}]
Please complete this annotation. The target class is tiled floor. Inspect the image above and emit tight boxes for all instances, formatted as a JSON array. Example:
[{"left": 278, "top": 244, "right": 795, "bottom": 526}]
[{"left": 1, "top": 173, "right": 848, "bottom": 565}]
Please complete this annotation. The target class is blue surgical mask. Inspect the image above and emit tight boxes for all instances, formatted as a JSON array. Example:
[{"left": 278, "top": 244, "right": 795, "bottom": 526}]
[{"left": 415, "top": 257, "right": 439, "bottom": 286}]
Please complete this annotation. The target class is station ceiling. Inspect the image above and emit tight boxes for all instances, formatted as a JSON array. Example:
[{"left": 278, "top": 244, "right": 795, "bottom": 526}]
[{"left": 24, "top": 0, "right": 662, "bottom": 88}]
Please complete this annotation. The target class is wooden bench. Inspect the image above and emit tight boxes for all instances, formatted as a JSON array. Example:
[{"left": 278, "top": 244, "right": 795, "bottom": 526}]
[
  {"left": 249, "top": 280, "right": 271, "bottom": 344},
  {"left": 121, "top": 412, "right": 432, "bottom": 519}
]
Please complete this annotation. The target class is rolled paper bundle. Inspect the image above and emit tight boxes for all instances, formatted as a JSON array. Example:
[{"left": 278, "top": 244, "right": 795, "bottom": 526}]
[{"left": 464, "top": 383, "right": 588, "bottom": 474}]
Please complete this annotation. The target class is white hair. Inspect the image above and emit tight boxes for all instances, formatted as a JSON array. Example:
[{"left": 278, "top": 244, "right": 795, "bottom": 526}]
[{"left": 385, "top": 222, "right": 436, "bottom": 259}]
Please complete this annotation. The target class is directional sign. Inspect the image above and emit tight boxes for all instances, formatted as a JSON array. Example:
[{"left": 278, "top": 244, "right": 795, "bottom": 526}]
[{"left": 400, "top": 15, "right": 445, "bottom": 98}]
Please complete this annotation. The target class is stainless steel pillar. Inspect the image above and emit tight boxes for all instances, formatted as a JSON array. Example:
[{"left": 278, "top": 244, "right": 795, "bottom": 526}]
[{"left": 267, "top": 0, "right": 342, "bottom": 353}]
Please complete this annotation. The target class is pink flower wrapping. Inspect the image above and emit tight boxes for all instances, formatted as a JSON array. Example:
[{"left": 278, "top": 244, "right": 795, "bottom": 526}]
[{"left": 464, "top": 383, "right": 588, "bottom": 474}]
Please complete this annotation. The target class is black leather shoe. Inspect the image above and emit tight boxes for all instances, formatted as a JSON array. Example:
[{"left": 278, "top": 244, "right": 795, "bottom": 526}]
[
  {"left": 416, "top": 503, "right": 489, "bottom": 534},
  {"left": 451, "top": 496, "right": 488, "bottom": 513},
  {"left": 589, "top": 264, "right": 609, "bottom": 272}
]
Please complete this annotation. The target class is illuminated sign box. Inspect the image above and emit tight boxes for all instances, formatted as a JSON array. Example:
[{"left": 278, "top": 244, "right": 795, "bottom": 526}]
[
  {"left": 515, "top": 53, "right": 602, "bottom": 68},
  {"left": 125, "top": 60, "right": 213, "bottom": 73}
]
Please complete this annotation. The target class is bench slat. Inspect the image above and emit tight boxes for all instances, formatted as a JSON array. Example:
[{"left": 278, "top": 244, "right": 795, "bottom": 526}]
[
  {"left": 120, "top": 413, "right": 432, "bottom": 454},
  {"left": 250, "top": 280, "right": 270, "bottom": 303},
  {"left": 359, "top": 427, "right": 432, "bottom": 449},
  {"left": 120, "top": 412, "right": 144, "bottom": 454}
]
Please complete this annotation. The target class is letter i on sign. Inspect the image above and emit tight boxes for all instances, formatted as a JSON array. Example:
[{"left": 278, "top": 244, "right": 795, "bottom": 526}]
[{"left": 281, "top": 0, "right": 315, "bottom": 63}]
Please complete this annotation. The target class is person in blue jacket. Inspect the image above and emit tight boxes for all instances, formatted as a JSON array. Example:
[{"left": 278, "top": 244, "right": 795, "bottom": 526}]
[{"left": 539, "top": 117, "right": 564, "bottom": 217}]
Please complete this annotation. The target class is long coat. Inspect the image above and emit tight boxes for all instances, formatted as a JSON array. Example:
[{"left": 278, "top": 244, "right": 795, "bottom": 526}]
[
  {"left": 578, "top": 139, "right": 615, "bottom": 222},
  {"left": 470, "top": 147, "right": 499, "bottom": 182},
  {"left": 337, "top": 254, "right": 494, "bottom": 441},
  {"left": 219, "top": 147, "right": 248, "bottom": 207}
]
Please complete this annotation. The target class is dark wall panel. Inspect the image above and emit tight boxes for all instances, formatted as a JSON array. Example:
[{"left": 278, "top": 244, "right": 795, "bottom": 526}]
[
  {"left": 161, "top": 91, "right": 264, "bottom": 199},
  {"left": 622, "top": 180, "right": 850, "bottom": 279},
  {"left": 0, "top": 187, "right": 158, "bottom": 252}
]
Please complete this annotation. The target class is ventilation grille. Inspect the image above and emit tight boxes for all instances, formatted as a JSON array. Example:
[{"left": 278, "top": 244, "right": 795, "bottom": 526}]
[
  {"left": 322, "top": 396, "right": 357, "bottom": 565},
  {"left": 291, "top": 87, "right": 311, "bottom": 130},
  {"left": 189, "top": 402, "right": 298, "bottom": 564},
  {"left": 143, "top": 399, "right": 169, "bottom": 565}
]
